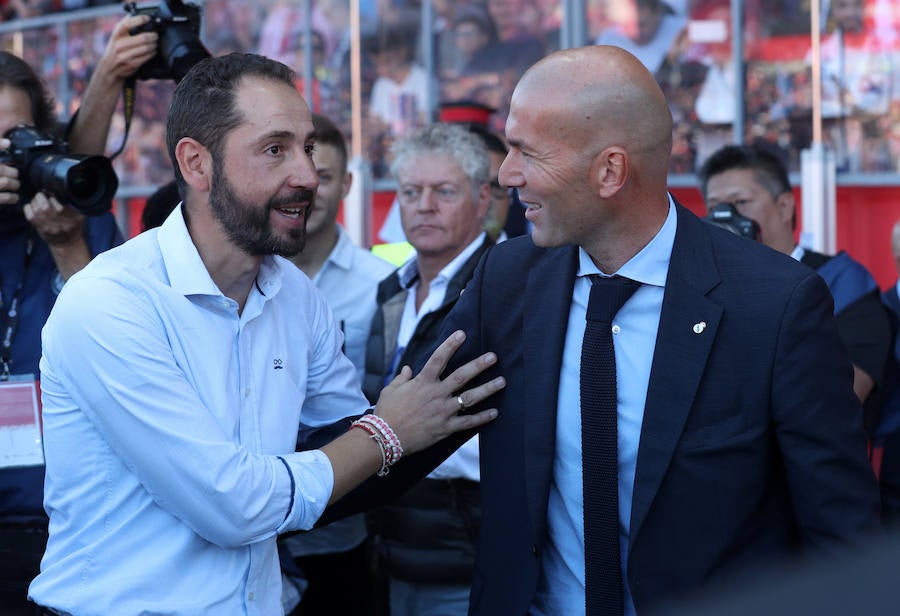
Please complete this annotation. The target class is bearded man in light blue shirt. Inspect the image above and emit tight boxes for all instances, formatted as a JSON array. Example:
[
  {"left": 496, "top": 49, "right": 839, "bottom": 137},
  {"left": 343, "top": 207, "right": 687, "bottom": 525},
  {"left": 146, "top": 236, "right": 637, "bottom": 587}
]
[{"left": 28, "top": 53, "right": 503, "bottom": 616}]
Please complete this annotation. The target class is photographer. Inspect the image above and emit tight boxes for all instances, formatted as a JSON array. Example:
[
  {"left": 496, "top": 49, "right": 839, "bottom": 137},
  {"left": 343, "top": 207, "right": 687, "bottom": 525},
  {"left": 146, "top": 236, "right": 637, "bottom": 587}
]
[
  {"left": 0, "top": 14, "right": 156, "bottom": 615},
  {"left": 699, "top": 144, "right": 892, "bottom": 440}
]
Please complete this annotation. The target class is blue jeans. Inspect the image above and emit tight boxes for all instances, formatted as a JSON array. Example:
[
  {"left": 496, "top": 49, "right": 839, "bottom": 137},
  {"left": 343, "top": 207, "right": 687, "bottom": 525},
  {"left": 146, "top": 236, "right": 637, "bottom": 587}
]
[{"left": 389, "top": 578, "right": 471, "bottom": 616}]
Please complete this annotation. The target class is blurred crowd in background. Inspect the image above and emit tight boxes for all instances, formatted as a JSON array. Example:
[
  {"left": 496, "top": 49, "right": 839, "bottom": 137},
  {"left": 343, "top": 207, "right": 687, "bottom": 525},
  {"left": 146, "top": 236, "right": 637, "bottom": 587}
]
[{"left": 2, "top": 0, "right": 900, "bottom": 190}]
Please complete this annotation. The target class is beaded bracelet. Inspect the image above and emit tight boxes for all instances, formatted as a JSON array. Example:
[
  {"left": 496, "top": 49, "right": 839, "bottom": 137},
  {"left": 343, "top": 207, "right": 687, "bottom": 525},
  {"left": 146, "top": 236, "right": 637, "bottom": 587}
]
[{"left": 350, "top": 412, "right": 403, "bottom": 477}]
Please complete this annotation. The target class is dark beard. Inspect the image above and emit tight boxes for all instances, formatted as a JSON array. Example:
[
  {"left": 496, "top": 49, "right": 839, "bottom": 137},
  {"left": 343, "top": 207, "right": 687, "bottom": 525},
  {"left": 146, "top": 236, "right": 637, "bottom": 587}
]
[{"left": 208, "top": 160, "right": 314, "bottom": 257}]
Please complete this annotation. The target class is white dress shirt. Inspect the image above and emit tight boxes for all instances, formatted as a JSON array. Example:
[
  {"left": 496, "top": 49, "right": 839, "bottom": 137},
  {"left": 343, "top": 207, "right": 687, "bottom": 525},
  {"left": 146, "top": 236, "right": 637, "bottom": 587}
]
[
  {"left": 533, "top": 199, "right": 677, "bottom": 616},
  {"left": 30, "top": 205, "right": 370, "bottom": 616},
  {"left": 396, "top": 233, "right": 487, "bottom": 482}
]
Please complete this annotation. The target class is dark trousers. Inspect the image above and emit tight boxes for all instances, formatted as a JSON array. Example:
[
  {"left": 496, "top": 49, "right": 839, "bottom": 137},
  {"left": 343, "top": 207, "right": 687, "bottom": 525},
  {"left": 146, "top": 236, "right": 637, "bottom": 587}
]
[
  {"left": 287, "top": 538, "right": 382, "bottom": 616},
  {"left": 0, "top": 526, "right": 48, "bottom": 616}
]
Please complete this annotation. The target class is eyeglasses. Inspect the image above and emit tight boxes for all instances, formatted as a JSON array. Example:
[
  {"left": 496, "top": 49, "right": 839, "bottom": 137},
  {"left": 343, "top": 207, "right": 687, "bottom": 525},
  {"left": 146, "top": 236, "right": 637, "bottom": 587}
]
[
  {"left": 490, "top": 179, "right": 508, "bottom": 200},
  {"left": 397, "top": 183, "right": 465, "bottom": 207}
]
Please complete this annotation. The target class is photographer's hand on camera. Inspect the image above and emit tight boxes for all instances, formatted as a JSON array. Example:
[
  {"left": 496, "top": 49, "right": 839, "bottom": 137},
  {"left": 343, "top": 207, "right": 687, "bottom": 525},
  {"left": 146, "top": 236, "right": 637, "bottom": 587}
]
[
  {"left": 0, "top": 148, "right": 20, "bottom": 205},
  {"left": 26, "top": 193, "right": 91, "bottom": 281},
  {"left": 67, "top": 15, "right": 158, "bottom": 155}
]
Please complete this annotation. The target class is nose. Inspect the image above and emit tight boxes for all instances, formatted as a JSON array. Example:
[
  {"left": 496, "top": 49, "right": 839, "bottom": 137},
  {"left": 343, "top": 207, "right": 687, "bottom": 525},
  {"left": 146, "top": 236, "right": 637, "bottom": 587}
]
[
  {"left": 288, "top": 148, "right": 319, "bottom": 192},
  {"left": 498, "top": 151, "right": 522, "bottom": 189}
]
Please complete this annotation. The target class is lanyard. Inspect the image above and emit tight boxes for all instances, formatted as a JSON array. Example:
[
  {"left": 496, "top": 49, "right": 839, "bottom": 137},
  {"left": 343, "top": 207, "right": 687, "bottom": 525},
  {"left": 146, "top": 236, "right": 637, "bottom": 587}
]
[{"left": 1, "top": 234, "right": 35, "bottom": 381}]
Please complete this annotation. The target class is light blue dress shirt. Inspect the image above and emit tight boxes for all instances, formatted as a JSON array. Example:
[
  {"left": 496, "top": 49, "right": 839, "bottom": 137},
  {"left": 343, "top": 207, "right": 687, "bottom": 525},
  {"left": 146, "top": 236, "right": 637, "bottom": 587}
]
[
  {"left": 312, "top": 225, "right": 395, "bottom": 386},
  {"left": 533, "top": 199, "right": 677, "bottom": 616},
  {"left": 29, "top": 205, "right": 370, "bottom": 616},
  {"left": 284, "top": 225, "right": 393, "bottom": 559}
]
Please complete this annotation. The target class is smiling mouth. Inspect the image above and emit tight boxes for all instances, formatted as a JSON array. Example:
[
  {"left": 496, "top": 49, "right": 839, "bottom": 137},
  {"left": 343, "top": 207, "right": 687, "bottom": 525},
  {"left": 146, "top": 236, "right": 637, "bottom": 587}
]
[{"left": 275, "top": 207, "right": 305, "bottom": 219}]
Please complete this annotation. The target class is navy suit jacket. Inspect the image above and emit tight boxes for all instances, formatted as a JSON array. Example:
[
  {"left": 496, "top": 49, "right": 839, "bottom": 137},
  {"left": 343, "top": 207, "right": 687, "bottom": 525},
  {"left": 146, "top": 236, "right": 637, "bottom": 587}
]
[{"left": 324, "top": 204, "right": 880, "bottom": 614}]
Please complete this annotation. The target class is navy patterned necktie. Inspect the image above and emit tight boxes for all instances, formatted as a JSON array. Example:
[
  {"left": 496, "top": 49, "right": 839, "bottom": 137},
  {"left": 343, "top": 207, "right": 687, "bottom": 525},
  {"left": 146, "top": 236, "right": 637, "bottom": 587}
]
[{"left": 581, "top": 274, "right": 639, "bottom": 616}]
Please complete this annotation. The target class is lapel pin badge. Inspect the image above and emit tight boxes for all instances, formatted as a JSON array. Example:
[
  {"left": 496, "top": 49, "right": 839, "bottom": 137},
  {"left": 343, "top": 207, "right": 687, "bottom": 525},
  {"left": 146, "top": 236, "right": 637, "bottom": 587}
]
[{"left": 693, "top": 321, "right": 707, "bottom": 334}]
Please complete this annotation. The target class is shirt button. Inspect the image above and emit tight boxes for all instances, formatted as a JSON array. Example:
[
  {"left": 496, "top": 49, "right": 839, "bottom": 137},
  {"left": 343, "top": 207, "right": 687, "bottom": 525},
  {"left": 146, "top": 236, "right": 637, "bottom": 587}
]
[
  {"left": 611, "top": 324, "right": 621, "bottom": 335},
  {"left": 248, "top": 592, "right": 254, "bottom": 601},
  {"left": 244, "top": 388, "right": 250, "bottom": 397}
]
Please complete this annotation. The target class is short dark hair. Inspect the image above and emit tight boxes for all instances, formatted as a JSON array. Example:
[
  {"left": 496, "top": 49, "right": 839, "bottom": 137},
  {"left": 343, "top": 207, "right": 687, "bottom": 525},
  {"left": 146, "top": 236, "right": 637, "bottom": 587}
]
[
  {"left": 311, "top": 113, "right": 348, "bottom": 175},
  {"left": 0, "top": 52, "right": 56, "bottom": 133},
  {"left": 165, "top": 53, "right": 296, "bottom": 194},
  {"left": 697, "top": 143, "right": 792, "bottom": 202}
]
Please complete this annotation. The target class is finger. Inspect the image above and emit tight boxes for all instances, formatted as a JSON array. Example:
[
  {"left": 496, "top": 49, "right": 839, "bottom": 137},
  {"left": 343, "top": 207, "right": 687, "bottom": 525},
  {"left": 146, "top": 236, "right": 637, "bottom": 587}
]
[
  {"left": 383, "top": 365, "right": 412, "bottom": 390},
  {"left": 441, "top": 351, "right": 498, "bottom": 393},
  {"left": 454, "top": 376, "right": 505, "bottom": 412},
  {"left": 417, "top": 330, "right": 466, "bottom": 381},
  {"left": 445, "top": 408, "right": 499, "bottom": 433},
  {"left": 120, "top": 14, "right": 152, "bottom": 34}
]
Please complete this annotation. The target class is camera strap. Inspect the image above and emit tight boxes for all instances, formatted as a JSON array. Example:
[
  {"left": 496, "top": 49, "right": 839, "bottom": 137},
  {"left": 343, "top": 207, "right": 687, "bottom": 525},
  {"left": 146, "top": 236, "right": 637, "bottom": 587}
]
[
  {"left": 1, "top": 233, "right": 35, "bottom": 381},
  {"left": 107, "top": 77, "right": 138, "bottom": 161}
]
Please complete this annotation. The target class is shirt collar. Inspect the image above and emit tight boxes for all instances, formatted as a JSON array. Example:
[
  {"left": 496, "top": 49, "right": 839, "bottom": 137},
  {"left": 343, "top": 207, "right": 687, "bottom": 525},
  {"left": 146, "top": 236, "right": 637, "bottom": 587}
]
[
  {"left": 320, "top": 226, "right": 355, "bottom": 275},
  {"left": 397, "top": 231, "right": 487, "bottom": 290},
  {"left": 577, "top": 195, "right": 677, "bottom": 289},
  {"left": 157, "top": 202, "right": 283, "bottom": 299},
  {"left": 790, "top": 244, "right": 805, "bottom": 262}
]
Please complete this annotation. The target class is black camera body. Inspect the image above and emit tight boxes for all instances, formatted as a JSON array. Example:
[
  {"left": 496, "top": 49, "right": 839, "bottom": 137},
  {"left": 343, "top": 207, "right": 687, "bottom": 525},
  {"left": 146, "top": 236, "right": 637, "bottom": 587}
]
[
  {"left": 0, "top": 125, "right": 119, "bottom": 217},
  {"left": 125, "top": 0, "right": 210, "bottom": 82},
  {"left": 703, "top": 202, "right": 761, "bottom": 242}
]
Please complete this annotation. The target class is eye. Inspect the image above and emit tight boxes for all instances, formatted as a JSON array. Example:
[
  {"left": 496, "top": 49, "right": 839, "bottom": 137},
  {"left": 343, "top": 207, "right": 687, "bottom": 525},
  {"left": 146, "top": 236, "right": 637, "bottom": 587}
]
[
  {"left": 398, "top": 186, "right": 422, "bottom": 205},
  {"left": 318, "top": 171, "right": 334, "bottom": 184},
  {"left": 437, "top": 186, "right": 457, "bottom": 200},
  {"left": 265, "top": 144, "right": 283, "bottom": 157},
  {"left": 304, "top": 142, "right": 316, "bottom": 157}
]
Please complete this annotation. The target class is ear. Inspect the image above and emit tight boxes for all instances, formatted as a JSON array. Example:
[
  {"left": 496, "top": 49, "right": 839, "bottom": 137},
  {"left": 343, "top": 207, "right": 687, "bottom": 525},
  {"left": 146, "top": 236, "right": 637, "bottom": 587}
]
[
  {"left": 175, "top": 137, "right": 212, "bottom": 195},
  {"left": 776, "top": 189, "right": 795, "bottom": 227},
  {"left": 592, "top": 146, "right": 628, "bottom": 200},
  {"left": 340, "top": 171, "right": 353, "bottom": 200}
]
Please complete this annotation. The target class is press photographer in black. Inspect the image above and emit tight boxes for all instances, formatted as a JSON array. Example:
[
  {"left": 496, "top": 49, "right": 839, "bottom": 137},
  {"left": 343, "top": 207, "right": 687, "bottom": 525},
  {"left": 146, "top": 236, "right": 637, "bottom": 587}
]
[{"left": 0, "top": 14, "right": 157, "bottom": 615}]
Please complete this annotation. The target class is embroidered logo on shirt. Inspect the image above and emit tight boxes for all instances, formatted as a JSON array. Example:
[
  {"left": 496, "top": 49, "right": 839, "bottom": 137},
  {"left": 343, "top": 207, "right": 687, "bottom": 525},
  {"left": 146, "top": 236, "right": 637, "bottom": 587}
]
[{"left": 273, "top": 358, "right": 284, "bottom": 370}]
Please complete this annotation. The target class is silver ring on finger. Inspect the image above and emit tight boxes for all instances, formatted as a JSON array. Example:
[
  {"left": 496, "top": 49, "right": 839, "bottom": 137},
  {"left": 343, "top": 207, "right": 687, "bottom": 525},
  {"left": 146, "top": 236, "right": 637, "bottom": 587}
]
[{"left": 456, "top": 395, "right": 466, "bottom": 412}]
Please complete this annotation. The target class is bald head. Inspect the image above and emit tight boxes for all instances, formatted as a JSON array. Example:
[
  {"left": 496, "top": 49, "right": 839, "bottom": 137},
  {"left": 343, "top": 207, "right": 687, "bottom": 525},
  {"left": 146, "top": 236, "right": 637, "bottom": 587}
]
[{"left": 514, "top": 45, "right": 673, "bottom": 176}]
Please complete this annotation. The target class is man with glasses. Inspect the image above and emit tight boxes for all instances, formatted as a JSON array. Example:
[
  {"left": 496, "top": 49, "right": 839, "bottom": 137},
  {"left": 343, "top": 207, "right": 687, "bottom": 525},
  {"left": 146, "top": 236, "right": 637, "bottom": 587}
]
[
  {"left": 363, "top": 122, "right": 493, "bottom": 615},
  {"left": 699, "top": 143, "right": 891, "bottom": 439}
]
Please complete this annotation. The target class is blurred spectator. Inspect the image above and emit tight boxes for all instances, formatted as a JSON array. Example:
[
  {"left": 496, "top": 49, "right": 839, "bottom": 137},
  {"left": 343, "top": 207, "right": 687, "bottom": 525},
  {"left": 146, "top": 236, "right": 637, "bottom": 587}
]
[
  {"left": 595, "top": 0, "right": 687, "bottom": 76},
  {"left": 699, "top": 143, "right": 892, "bottom": 438},
  {"left": 364, "top": 123, "right": 493, "bottom": 616},
  {"left": 365, "top": 22, "right": 436, "bottom": 178},
  {"left": 451, "top": 6, "right": 496, "bottom": 78},
  {"left": 814, "top": 0, "right": 897, "bottom": 171},
  {"left": 437, "top": 100, "right": 523, "bottom": 241}
]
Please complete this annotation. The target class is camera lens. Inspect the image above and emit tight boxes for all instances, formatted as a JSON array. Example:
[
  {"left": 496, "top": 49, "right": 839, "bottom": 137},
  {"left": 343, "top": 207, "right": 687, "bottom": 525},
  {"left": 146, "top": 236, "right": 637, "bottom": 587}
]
[
  {"left": 68, "top": 167, "right": 100, "bottom": 202},
  {"left": 28, "top": 154, "right": 119, "bottom": 216}
]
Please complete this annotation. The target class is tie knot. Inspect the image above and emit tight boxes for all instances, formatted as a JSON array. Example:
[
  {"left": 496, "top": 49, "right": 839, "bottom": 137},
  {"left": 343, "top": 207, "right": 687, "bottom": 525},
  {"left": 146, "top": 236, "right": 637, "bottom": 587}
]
[{"left": 586, "top": 275, "right": 639, "bottom": 323}]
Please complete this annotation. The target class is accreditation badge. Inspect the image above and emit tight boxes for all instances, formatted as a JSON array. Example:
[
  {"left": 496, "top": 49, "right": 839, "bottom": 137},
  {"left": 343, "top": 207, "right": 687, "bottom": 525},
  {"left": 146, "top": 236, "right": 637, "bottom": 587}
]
[{"left": 0, "top": 374, "right": 43, "bottom": 468}]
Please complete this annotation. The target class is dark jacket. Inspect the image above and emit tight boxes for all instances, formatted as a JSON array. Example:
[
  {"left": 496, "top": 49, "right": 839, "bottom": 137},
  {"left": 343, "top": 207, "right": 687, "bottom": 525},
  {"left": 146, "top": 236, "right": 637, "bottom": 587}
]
[
  {"left": 363, "top": 235, "right": 493, "bottom": 584},
  {"left": 326, "top": 204, "right": 879, "bottom": 614}
]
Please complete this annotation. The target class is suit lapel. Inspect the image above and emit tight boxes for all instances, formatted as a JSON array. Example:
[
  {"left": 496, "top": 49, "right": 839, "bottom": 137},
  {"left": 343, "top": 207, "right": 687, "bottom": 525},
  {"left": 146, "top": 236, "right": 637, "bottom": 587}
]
[
  {"left": 629, "top": 207, "right": 723, "bottom": 543},
  {"left": 523, "top": 246, "right": 578, "bottom": 547}
]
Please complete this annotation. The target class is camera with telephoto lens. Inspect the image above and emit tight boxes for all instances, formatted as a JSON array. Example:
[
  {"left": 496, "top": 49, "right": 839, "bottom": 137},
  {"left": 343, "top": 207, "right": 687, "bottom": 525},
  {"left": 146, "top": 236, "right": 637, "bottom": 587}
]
[
  {"left": 125, "top": 0, "right": 211, "bottom": 82},
  {"left": 703, "top": 202, "right": 761, "bottom": 241},
  {"left": 0, "top": 125, "right": 119, "bottom": 216}
]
